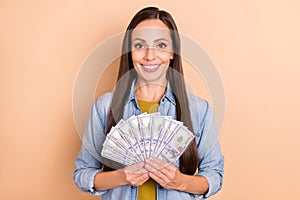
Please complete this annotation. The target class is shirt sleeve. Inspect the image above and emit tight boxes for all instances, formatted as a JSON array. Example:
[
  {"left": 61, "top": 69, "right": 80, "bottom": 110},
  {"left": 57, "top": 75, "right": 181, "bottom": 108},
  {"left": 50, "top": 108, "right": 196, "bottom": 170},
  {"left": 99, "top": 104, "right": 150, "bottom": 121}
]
[
  {"left": 195, "top": 102, "right": 224, "bottom": 199},
  {"left": 73, "top": 95, "right": 111, "bottom": 195},
  {"left": 73, "top": 146, "right": 107, "bottom": 195}
]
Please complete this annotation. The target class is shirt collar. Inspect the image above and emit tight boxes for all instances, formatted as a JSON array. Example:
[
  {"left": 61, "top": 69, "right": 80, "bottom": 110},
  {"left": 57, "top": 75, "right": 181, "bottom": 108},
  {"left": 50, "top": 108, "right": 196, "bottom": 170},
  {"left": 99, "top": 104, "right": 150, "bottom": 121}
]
[{"left": 125, "top": 79, "right": 176, "bottom": 105}]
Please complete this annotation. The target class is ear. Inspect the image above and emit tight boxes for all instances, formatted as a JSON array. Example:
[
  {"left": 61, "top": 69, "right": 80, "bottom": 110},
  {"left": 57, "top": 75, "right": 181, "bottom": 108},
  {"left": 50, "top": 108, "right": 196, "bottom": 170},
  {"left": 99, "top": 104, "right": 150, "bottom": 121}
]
[{"left": 170, "top": 54, "right": 174, "bottom": 59}]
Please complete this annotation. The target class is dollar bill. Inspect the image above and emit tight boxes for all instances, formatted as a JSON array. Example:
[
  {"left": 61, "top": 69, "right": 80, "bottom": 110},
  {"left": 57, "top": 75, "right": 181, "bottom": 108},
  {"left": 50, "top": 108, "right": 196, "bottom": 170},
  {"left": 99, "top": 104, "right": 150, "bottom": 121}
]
[
  {"left": 157, "top": 126, "right": 195, "bottom": 163},
  {"left": 101, "top": 113, "right": 195, "bottom": 167}
]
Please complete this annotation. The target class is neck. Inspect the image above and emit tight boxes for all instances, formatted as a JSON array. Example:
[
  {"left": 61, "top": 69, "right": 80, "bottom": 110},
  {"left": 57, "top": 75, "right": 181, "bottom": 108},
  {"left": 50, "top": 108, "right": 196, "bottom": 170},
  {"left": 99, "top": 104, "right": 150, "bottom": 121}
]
[{"left": 134, "top": 80, "right": 167, "bottom": 102}]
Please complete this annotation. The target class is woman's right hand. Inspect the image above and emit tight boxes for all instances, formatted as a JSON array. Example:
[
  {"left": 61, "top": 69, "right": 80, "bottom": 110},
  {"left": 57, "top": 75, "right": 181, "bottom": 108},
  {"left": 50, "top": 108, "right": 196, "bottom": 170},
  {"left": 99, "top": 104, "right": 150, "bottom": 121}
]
[
  {"left": 119, "top": 162, "right": 149, "bottom": 187},
  {"left": 94, "top": 162, "right": 149, "bottom": 190}
]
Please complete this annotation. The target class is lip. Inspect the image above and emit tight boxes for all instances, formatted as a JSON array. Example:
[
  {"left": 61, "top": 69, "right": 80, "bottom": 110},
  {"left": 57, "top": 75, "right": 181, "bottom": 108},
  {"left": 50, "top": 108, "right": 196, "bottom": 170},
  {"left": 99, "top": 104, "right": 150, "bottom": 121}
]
[{"left": 140, "top": 64, "right": 160, "bottom": 72}]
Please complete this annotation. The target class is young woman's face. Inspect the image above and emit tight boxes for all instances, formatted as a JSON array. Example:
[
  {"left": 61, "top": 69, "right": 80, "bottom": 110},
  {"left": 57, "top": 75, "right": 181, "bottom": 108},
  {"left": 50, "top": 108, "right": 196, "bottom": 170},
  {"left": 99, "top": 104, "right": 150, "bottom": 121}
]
[{"left": 131, "top": 19, "right": 174, "bottom": 84}]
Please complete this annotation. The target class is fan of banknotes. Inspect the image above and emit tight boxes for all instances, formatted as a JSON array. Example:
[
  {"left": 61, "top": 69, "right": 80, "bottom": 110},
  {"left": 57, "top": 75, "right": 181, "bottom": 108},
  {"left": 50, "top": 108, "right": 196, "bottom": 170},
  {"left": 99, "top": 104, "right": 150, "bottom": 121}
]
[{"left": 100, "top": 113, "right": 195, "bottom": 167}]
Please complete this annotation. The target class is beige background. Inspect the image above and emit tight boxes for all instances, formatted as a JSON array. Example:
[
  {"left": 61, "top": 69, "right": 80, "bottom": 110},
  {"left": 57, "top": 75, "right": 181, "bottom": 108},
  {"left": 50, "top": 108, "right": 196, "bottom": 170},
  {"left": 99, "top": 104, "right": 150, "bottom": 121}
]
[{"left": 1, "top": 0, "right": 300, "bottom": 199}]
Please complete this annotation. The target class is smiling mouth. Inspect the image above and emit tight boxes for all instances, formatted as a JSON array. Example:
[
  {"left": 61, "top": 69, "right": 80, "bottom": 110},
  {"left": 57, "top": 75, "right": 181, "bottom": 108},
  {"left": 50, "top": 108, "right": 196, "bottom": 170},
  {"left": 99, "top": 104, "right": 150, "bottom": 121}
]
[{"left": 141, "top": 64, "right": 160, "bottom": 72}]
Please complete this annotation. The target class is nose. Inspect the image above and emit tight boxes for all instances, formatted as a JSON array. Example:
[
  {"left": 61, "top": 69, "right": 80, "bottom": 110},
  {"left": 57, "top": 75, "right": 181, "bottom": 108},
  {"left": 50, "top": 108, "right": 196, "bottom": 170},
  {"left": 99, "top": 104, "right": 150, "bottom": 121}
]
[{"left": 144, "top": 47, "right": 155, "bottom": 60}]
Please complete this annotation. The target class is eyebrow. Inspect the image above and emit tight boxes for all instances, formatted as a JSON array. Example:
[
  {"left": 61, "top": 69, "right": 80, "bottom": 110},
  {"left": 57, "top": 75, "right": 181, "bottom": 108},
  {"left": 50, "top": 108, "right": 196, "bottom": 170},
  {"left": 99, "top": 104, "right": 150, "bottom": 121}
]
[{"left": 133, "top": 38, "right": 169, "bottom": 43}]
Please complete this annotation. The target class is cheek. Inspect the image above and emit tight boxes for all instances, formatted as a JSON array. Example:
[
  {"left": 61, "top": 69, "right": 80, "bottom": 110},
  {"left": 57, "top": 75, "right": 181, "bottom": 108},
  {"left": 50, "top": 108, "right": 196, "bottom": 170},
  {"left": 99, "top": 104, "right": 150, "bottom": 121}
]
[
  {"left": 131, "top": 52, "right": 139, "bottom": 63},
  {"left": 161, "top": 58, "right": 171, "bottom": 66},
  {"left": 131, "top": 52, "right": 142, "bottom": 63},
  {"left": 159, "top": 53, "right": 173, "bottom": 63}
]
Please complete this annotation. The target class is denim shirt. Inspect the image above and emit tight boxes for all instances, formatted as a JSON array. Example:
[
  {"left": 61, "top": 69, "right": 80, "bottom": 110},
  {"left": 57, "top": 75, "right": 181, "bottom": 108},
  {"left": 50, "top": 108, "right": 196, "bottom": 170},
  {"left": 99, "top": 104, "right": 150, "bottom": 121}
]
[{"left": 73, "top": 81, "right": 224, "bottom": 200}]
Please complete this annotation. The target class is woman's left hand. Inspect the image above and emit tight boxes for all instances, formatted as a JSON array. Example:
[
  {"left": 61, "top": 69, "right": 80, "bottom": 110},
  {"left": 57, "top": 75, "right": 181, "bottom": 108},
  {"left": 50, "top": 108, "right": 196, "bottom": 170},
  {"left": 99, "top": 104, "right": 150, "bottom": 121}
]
[{"left": 144, "top": 157, "right": 186, "bottom": 191}]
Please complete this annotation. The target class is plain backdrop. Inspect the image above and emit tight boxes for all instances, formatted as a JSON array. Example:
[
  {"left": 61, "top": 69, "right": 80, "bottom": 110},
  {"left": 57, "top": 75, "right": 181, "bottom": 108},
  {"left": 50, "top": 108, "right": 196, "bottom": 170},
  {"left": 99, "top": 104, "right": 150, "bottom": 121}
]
[{"left": 1, "top": 0, "right": 300, "bottom": 199}]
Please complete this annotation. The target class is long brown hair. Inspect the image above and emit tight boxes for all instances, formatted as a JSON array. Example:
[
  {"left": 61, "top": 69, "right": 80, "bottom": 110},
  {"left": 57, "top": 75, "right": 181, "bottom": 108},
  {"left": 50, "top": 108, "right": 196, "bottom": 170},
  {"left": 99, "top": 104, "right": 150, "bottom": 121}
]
[{"left": 105, "top": 7, "right": 198, "bottom": 175}]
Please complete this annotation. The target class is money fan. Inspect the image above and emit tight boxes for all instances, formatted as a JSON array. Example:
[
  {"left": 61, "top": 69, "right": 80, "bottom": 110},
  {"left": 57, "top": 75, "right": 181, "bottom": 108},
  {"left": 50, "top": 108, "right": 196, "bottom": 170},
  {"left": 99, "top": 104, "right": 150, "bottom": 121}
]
[{"left": 100, "top": 113, "right": 195, "bottom": 169}]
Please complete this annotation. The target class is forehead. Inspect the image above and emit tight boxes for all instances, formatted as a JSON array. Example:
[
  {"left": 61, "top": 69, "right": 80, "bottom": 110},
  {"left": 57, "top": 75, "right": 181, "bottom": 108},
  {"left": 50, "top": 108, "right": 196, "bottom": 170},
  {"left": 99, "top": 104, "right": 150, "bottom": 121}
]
[{"left": 132, "top": 19, "right": 172, "bottom": 41}]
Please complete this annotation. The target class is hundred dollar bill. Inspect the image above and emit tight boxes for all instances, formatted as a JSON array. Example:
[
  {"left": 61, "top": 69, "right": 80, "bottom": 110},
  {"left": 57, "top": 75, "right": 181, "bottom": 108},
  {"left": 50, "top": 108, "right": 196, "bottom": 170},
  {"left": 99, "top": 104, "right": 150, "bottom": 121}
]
[
  {"left": 157, "top": 126, "right": 194, "bottom": 163},
  {"left": 150, "top": 115, "right": 171, "bottom": 157},
  {"left": 102, "top": 136, "right": 139, "bottom": 164},
  {"left": 139, "top": 113, "right": 159, "bottom": 158},
  {"left": 153, "top": 118, "right": 183, "bottom": 157},
  {"left": 101, "top": 145, "right": 136, "bottom": 166},
  {"left": 118, "top": 116, "right": 144, "bottom": 161}
]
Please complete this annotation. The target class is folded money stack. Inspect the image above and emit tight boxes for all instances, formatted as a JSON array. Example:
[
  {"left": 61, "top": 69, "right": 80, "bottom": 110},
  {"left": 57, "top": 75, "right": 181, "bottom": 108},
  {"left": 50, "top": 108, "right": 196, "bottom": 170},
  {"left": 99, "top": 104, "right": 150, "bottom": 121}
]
[{"left": 101, "top": 113, "right": 195, "bottom": 167}]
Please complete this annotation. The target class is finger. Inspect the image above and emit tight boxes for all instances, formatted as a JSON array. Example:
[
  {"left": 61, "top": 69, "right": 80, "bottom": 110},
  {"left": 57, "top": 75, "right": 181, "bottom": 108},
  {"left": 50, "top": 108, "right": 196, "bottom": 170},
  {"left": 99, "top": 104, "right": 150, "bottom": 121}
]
[
  {"left": 150, "top": 168, "right": 170, "bottom": 183},
  {"left": 149, "top": 171, "right": 166, "bottom": 185},
  {"left": 130, "top": 162, "right": 145, "bottom": 171},
  {"left": 128, "top": 172, "right": 145, "bottom": 181},
  {"left": 144, "top": 158, "right": 173, "bottom": 177},
  {"left": 146, "top": 157, "right": 171, "bottom": 170},
  {"left": 144, "top": 160, "right": 168, "bottom": 179},
  {"left": 133, "top": 167, "right": 148, "bottom": 174},
  {"left": 144, "top": 161, "right": 157, "bottom": 172},
  {"left": 144, "top": 158, "right": 162, "bottom": 171},
  {"left": 137, "top": 174, "right": 150, "bottom": 186},
  {"left": 131, "top": 173, "right": 149, "bottom": 186},
  {"left": 149, "top": 157, "right": 178, "bottom": 177},
  {"left": 127, "top": 169, "right": 149, "bottom": 182},
  {"left": 157, "top": 166, "right": 173, "bottom": 178},
  {"left": 144, "top": 163, "right": 172, "bottom": 179},
  {"left": 124, "top": 162, "right": 145, "bottom": 173},
  {"left": 150, "top": 157, "right": 170, "bottom": 166}
]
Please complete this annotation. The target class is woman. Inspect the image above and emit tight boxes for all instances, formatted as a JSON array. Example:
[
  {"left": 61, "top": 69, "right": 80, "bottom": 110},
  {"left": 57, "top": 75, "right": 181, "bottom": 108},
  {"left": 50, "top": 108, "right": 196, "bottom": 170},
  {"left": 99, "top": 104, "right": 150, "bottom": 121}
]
[{"left": 73, "top": 7, "right": 224, "bottom": 200}]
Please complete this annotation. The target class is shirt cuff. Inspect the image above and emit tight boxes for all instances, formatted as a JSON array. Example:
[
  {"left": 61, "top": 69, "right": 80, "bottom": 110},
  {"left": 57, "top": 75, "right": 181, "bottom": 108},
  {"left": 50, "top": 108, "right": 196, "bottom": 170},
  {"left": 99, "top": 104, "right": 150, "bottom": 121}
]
[
  {"left": 195, "top": 172, "right": 221, "bottom": 199},
  {"left": 83, "top": 168, "right": 108, "bottom": 196}
]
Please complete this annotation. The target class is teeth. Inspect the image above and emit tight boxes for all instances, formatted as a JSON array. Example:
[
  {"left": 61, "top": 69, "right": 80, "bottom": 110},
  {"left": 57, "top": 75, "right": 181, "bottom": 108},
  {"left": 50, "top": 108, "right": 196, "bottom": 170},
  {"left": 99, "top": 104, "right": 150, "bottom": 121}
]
[{"left": 143, "top": 65, "right": 159, "bottom": 69}]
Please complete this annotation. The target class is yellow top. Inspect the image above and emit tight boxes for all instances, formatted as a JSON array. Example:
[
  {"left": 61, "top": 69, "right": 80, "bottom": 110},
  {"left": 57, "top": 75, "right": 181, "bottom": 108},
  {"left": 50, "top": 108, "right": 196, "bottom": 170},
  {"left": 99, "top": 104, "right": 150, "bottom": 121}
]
[{"left": 137, "top": 99, "right": 159, "bottom": 200}]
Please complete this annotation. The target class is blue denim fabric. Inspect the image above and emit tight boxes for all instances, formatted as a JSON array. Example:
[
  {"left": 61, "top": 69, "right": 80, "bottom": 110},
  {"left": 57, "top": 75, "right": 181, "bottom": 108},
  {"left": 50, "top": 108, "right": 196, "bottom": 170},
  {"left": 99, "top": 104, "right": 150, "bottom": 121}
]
[{"left": 73, "top": 81, "right": 224, "bottom": 200}]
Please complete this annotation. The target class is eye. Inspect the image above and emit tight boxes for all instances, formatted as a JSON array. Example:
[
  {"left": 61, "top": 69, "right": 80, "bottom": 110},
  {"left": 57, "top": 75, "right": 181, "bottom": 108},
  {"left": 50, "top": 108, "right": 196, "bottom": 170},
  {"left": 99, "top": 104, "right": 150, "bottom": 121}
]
[
  {"left": 134, "top": 43, "right": 145, "bottom": 49},
  {"left": 157, "top": 42, "right": 167, "bottom": 49}
]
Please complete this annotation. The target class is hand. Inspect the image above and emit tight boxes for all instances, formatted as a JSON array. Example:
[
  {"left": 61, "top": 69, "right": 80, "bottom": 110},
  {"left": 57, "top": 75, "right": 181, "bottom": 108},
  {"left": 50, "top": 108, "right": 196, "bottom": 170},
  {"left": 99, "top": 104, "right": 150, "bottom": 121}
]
[
  {"left": 144, "top": 157, "right": 186, "bottom": 191},
  {"left": 119, "top": 162, "right": 149, "bottom": 187}
]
